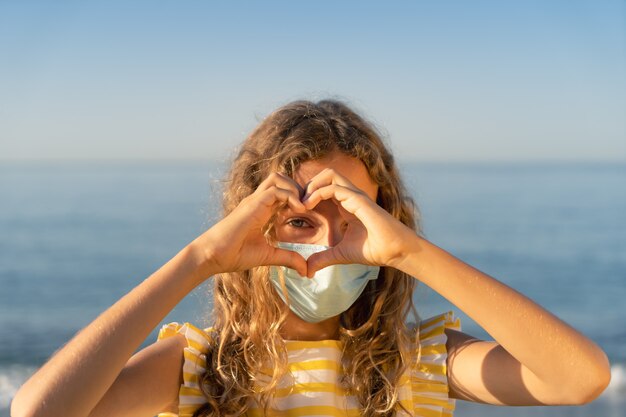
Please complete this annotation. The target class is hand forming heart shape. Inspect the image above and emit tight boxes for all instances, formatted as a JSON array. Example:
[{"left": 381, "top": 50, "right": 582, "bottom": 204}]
[{"left": 193, "top": 163, "right": 415, "bottom": 281}]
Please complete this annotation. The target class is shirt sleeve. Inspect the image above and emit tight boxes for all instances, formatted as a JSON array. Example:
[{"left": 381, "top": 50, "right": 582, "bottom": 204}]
[
  {"left": 156, "top": 322, "right": 213, "bottom": 417},
  {"left": 411, "top": 310, "right": 462, "bottom": 417}
]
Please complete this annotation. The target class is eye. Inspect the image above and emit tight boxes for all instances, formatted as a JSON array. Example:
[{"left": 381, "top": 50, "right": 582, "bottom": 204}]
[{"left": 287, "top": 218, "right": 311, "bottom": 229}]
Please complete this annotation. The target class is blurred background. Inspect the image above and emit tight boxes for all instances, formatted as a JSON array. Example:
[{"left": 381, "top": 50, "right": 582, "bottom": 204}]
[{"left": 1, "top": 1, "right": 625, "bottom": 416}]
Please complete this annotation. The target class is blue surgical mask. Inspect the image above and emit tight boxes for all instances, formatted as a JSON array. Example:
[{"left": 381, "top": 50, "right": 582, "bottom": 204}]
[{"left": 269, "top": 242, "right": 380, "bottom": 323}]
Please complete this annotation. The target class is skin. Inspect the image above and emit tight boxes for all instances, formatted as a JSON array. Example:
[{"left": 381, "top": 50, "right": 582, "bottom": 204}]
[{"left": 11, "top": 150, "right": 612, "bottom": 417}]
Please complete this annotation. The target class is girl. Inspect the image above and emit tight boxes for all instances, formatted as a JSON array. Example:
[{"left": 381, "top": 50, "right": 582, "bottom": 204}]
[{"left": 12, "top": 99, "right": 611, "bottom": 417}]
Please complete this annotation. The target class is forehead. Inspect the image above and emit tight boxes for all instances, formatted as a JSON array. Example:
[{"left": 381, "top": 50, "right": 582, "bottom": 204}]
[{"left": 293, "top": 151, "right": 378, "bottom": 200}]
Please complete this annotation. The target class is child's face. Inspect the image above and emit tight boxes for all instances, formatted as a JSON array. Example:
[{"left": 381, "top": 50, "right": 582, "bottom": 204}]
[{"left": 274, "top": 150, "right": 378, "bottom": 247}]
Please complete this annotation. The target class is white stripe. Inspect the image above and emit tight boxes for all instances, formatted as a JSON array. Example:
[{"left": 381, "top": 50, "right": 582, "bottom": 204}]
[
  {"left": 419, "top": 320, "right": 444, "bottom": 335},
  {"left": 256, "top": 368, "right": 340, "bottom": 389},
  {"left": 184, "top": 380, "right": 200, "bottom": 389},
  {"left": 411, "top": 370, "right": 448, "bottom": 383},
  {"left": 287, "top": 347, "right": 342, "bottom": 361},
  {"left": 179, "top": 394, "right": 207, "bottom": 405},
  {"left": 414, "top": 403, "right": 446, "bottom": 412},
  {"left": 289, "top": 368, "right": 339, "bottom": 383},
  {"left": 419, "top": 353, "right": 447, "bottom": 366},
  {"left": 397, "top": 384, "right": 413, "bottom": 402},
  {"left": 181, "top": 324, "right": 211, "bottom": 347},
  {"left": 416, "top": 390, "right": 449, "bottom": 400},
  {"left": 183, "top": 356, "right": 206, "bottom": 374},
  {"left": 269, "top": 391, "right": 358, "bottom": 410}
]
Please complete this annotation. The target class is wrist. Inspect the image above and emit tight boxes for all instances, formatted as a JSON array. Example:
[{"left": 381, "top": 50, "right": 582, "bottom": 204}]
[
  {"left": 387, "top": 232, "right": 429, "bottom": 277},
  {"left": 186, "top": 237, "right": 219, "bottom": 285}
]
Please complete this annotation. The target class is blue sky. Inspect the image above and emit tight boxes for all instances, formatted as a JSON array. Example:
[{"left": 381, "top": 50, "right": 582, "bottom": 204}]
[{"left": 1, "top": 1, "right": 624, "bottom": 162}]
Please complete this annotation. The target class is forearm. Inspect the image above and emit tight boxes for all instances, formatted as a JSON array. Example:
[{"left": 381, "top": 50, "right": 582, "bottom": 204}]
[
  {"left": 393, "top": 235, "right": 610, "bottom": 386},
  {"left": 11, "top": 242, "right": 209, "bottom": 417}
]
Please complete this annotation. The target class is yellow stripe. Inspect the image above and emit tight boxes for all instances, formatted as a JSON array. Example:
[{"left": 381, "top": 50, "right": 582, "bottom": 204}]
[
  {"left": 411, "top": 380, "right": 449, "bottom": 393},
  {"left": 411, "top": 376, "right": 447, "bottom": 385},
  {"left": 183, "top": 349, "right": 206, "bottom": 367},
  {"left": 444, "top": 314, "right": 461, "bottom": 330},
  {"left": 179, "top": 385, "right": 204, "bottom": 397},
  {"left": 415, "top": 361, "right": 446, "bottom": 375},
  {"left": 419, "top": 314, "right": 447, "bottom": 330},
  {"left": 158, "top": 323, "right": 182, "bottom": 340},
  {"left": 288, "top": 359, "right": 342, "bottom": 372},
  {"left": 182, "top": 371, "right": 200, "bottom": 384},
  {"left": 419, "top": 343, "right": 447, "bottom": 355},
  {"left": 273, "top": 382, "right": 348, "bottom": 397},
  {"left": 186, "top": 339, "right": 207, "bottom": 353},
  {"left": 398, "top": 375, "right": 412, "bottom": 386},
  {"left": 420, "top": 325, "right": 446, "bottom": 341},
  {"left": 258, "top": 359, "right": 341, "bottom": 376},
  {"left": 247, "top": 405, "right": 361, "bottom": 417},
  {"left": 419, "top": 311, "right": 461, "bottom": 331}
]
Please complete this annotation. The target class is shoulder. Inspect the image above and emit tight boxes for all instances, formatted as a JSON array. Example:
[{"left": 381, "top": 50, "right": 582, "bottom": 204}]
[
  {"left": 87, "top": 322, "right": 206, "bottom": 416},
  {"left": 155, "top": 322, "right": 216, "bottom": 417}
]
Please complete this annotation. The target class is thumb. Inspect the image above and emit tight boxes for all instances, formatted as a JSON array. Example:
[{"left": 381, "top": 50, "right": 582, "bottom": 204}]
[
  {"left": 306, "top": 247, "right": 345, "bottom": 278},
  {"left": 269, "top": 248, "right": 308, "bottom": 277}
]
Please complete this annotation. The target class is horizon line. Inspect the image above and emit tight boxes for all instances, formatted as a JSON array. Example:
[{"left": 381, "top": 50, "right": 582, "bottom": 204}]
[{"left": 0, "top": 157, "right": 625, "bottom": 166}]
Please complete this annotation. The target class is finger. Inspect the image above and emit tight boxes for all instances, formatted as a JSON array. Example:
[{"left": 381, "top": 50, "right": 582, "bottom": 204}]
[
  {"left": 303, "top": 183, "right": 368, "bottom": 216},
  {"left": 257, "top": 186, "right": 306, "bottom": 213},
  {"left": 257, "top": 172, "right": 305, "bottom": 199},
  {"left": 268, "top": 248, "right": 308, "bottom": 277},
  {"left": 302, "top": 168, "right": 358, "bottom": 200},
  {"left": 305, "top": 247, "right": 349, "bottom": 277}
]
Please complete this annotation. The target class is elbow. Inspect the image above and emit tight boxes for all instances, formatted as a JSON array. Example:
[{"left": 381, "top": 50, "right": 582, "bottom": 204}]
[
  {"left": 10, "top": 394, "right": 35, "bottom": 417},
  {"left": 10, "top": 386, "right": 44, "bottom": 417},
  {"left": 577, "top": 365, "right": 612, "bottom": 405},
  {"left": 569, "top": 352, "right": 612, "bottom": 405},
  {"left": 10, "top": 396, "right": 31, "bottom": 417}
]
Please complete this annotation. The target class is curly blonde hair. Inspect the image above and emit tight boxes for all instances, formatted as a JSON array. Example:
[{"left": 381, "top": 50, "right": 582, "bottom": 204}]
[{"left": 195, "top": 99, "right": 424, "bottom": 417}]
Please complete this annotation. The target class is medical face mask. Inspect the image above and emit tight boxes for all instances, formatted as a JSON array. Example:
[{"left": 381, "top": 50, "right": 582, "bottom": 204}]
[{"left": 269, "top": 242, "right": 380, "bottom": 323}]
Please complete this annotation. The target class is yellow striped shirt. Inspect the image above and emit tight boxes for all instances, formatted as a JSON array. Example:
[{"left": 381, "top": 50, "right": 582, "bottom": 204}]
[{"left": 156, "top": 311, "right": 461, "bottom": 417}]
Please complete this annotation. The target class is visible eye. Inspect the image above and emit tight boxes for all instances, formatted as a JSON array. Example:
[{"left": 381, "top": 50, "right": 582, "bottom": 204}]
[{"left": 287, "top": 218, "right": 311, "bottom": 229}]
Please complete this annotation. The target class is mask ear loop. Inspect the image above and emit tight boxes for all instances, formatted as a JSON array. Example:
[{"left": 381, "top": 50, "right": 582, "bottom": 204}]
[
  {"left": 263, "top": 213, "right": 291, "bottom": 307},
  {"left": 277, "top": 266, "right": 290, "bottom": 308}
]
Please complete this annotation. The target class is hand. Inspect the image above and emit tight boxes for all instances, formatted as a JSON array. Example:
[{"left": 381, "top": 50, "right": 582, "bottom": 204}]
[
  {"left": 301, "top": 168, "right": 416, "bottom": 276},
  {"left": 192, "top": 173, "right": 309, "bottom": 279}
]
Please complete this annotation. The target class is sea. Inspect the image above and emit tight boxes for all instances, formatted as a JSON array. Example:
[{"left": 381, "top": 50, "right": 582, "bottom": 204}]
[{"left": 0, "top": 159, "right": 624, "bottom": 417}]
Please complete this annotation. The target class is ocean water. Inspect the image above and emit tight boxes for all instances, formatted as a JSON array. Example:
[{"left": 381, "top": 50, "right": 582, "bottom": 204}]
[{"left": 0, "top": 160, "right": 624, "bottom": 416}]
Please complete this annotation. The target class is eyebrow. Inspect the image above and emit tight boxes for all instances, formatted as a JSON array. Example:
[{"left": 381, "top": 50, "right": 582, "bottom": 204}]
[{"left": 277, "top": 205, "right": 323, "bottom": 219}]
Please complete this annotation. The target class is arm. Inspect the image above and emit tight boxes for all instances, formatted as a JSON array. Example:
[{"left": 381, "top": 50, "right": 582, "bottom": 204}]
[
  {"left": 88, "top": 331, "right": 188, "bottom": 417},
  {"left": 394, "top": 236, "right": 611, "bottom": 405},
  {"left": 11, "top": 172, "right": 308, "bottom": 417},
  {"left": 301, "top": 167, "right": 611, "bottom": 406},
  {"left": 11, "top": 244, "right": 207, "bottom": 417}
]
